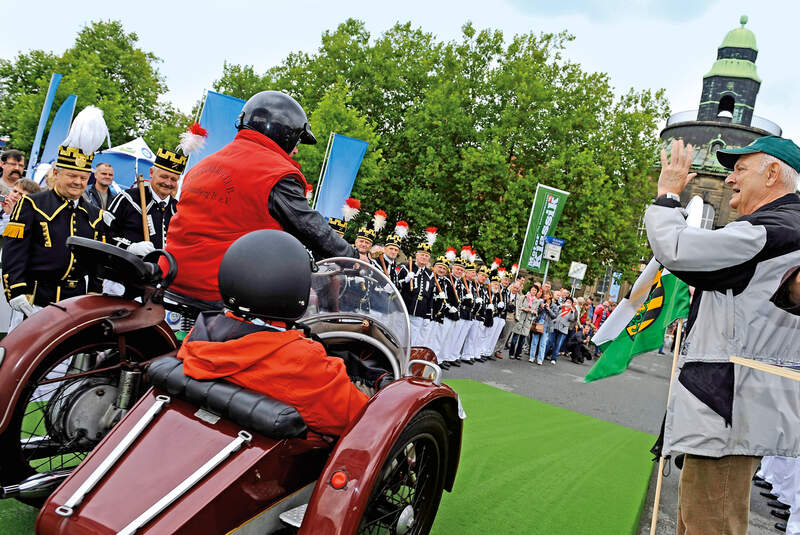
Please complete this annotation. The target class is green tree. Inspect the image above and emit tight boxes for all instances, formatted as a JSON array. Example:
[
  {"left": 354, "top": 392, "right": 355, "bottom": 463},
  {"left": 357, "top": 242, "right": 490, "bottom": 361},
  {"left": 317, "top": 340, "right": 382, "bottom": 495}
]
[
  {"left": 215, "top": 20, "right": 667, "bottom": 282},
  {"left": 0, "top": 20, "right": 174, "bottom": 157}
]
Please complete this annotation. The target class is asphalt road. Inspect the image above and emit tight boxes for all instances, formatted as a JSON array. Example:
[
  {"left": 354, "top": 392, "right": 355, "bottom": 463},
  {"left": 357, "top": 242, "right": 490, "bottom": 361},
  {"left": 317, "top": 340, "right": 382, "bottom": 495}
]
[{"left": 442, "top": 349, "right": 781, "bottom": 535}]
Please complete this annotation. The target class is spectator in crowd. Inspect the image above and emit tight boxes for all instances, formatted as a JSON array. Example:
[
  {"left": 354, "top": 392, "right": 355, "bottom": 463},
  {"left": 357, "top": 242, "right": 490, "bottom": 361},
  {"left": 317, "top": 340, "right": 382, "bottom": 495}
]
[
  {"left": 0, "top": 179, "right": 41, "bottom": 238},
  {"left": 564, "top": 322, "right": 595, "bottom": 363},
  {"left": 83, "top": 162, "right": 117, "bottom": 210},
  {"left": 508, "top": 281, "right": 537, "bottom": 359},
  {"left": 593, "top": 300, "right": 609, "bottom": 330},
  {"left": 551, "top": 296, "right": 577, "bottom": 363},
  {"left": 0, "top": 150, "right": 25, "bottom": 197},
  {"left": 584, "top": 296, "right": 595, "bottom": 324},
  {"left": 575, "top": 296, "right": 588, "bottom": 326},
  {"left": 530, "top": 286, "right": 558, "bottom": 365}
]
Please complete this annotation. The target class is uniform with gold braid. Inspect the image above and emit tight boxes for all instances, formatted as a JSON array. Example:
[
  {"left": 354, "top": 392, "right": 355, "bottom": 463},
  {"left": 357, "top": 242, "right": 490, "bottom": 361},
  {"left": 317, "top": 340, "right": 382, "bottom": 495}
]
[{"left": 2, "top": 146, "right": 105, "bottom": 307}]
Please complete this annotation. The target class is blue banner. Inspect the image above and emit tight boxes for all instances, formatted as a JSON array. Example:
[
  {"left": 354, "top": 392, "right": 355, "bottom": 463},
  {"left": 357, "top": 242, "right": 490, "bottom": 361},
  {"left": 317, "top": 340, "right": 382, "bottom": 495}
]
[
  {"left": 39, "top": 94, "right": 77, "bottom": 166},
  {"left": 314, "top": 133, "right": 369, "bottom": 220},
  {"left": 184, "top": 90, "right": 246, "bottom": 174},
  {"left": 26, "top": 73, "right": 62, "bottom": 177}
]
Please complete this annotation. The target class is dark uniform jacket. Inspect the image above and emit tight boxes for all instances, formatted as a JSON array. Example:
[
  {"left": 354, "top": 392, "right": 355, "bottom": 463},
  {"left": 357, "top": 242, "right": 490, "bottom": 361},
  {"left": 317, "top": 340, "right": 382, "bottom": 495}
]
[
  {"left": 2, "top": 189, "right": 104, "bottom": 306},
  {"left": 456, "top": 277, "right": 475, "bottom": 321},
  {"left": 431, "top": 275, "right": 454, "bottom": 323},
  {"left": 371, "top": 255, "right": 401, "bottom": 287},
  {"left": 105, "top": 186, "right": 177, "bottom": 250},
  {"left": 398, "top": 263, "right": 434, "bottom": 318}
]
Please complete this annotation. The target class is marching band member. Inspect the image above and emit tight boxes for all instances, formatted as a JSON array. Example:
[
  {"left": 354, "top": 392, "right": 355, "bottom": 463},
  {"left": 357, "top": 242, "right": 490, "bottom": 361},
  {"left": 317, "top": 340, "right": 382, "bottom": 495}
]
[{"left": 2, "top": 106, "right": 108, "bottom": 330}]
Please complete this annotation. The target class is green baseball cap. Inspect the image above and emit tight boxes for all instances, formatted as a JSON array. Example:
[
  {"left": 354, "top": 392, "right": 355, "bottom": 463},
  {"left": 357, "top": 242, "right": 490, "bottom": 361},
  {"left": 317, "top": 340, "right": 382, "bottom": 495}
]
[{"left": 716, "top": 135, "right": 800, "bottom": 173}]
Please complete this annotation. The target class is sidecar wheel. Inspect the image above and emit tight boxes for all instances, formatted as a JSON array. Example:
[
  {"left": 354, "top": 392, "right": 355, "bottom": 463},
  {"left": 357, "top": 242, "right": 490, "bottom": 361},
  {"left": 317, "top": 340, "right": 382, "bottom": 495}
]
[
  {"left": 357, "top": 409, "right": 448, "bottom": 535},
  {"left": 0, "top": 325, "right": 172, "bottom": 507}
]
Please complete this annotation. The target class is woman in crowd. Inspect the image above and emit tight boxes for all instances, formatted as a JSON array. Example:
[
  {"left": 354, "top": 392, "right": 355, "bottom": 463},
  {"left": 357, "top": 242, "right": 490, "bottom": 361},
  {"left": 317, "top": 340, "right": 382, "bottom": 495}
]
[
  {"left": 551, "top": 296, "right": 577, "bottom": 363},
  {"left": 508, "top": 283, "right": 539, "bottom": 359},
  {"left": 530, "top": 286, "right": 558, "bottom": 365}
]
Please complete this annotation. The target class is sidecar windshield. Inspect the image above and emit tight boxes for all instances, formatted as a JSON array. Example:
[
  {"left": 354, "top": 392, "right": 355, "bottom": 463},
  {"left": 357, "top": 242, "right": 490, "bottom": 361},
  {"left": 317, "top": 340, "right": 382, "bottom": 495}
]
[{"left": 302, "top": 258, "right": 411, "bottom": 358}]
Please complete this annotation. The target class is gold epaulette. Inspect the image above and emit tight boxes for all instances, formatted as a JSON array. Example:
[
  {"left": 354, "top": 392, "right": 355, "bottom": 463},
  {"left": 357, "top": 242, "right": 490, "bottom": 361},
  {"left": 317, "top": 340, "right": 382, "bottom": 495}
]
[{"left": 2, "top": 223, "right": 25, "bottom": 239}]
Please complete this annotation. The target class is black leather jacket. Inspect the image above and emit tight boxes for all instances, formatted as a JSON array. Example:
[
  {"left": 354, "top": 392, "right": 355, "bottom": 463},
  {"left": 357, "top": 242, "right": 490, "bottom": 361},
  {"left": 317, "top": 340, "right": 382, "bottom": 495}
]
[{"left": 267, "top": 178, "right": 357, "bottom": 260}]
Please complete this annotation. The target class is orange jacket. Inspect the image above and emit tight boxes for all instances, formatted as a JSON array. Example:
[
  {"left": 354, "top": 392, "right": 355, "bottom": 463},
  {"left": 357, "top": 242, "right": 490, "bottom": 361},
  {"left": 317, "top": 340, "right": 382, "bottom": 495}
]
[
  {"left": 163, "top": 129, "right": 308, "bottom": 302},
  {"left": 179, "top": 324, "right": 368, "bottom": 436}
]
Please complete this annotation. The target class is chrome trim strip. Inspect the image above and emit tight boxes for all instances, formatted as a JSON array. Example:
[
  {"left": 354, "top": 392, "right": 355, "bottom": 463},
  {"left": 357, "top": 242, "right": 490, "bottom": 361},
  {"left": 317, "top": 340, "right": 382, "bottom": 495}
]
[
  {"left": 55, "top": 395, "right": 170, "bottom": 517},
  {"left": 117, "top": 430, "right": 252, "bottom": 535},
  {"left": 405, "top": 360, "right": 442, "bottom": 386}
]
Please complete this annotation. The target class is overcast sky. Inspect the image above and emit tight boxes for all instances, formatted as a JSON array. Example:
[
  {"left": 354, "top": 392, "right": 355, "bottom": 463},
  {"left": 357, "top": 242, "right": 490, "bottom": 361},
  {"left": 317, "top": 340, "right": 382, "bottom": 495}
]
[{"left": 2, "top": 0, "right": 798, "bottom": 141}]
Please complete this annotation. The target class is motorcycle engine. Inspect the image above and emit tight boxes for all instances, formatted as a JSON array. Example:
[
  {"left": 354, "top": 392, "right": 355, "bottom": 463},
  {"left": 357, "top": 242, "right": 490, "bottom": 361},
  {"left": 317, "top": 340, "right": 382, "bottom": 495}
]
[{"left": 45, "top": 376, "right": 118, "bottom": 447}]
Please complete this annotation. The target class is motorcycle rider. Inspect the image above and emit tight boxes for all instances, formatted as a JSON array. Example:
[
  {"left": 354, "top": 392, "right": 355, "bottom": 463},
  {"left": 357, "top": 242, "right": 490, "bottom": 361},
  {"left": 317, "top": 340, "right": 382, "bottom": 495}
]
[
  {"left": 163, "top": 90, "right": 357, "bottom": 303},
  {"left": 178, "top": 230, "right": 373, "bottom": 436}
]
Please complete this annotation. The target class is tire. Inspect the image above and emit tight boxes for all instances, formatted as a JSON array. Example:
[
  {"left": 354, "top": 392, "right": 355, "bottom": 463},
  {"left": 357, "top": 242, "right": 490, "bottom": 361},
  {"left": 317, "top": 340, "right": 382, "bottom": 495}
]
[
  {"left": 357, "top": 409, "right": 449, "bottom": 535},
  {"left": 0, "top": 324, "right": 174, "bottom": 506}
]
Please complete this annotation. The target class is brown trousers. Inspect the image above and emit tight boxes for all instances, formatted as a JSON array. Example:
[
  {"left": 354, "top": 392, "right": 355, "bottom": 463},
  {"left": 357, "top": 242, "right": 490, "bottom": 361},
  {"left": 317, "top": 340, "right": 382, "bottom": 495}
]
[{"left": 677, "top": 454, "right": 762, "bottom": 535}]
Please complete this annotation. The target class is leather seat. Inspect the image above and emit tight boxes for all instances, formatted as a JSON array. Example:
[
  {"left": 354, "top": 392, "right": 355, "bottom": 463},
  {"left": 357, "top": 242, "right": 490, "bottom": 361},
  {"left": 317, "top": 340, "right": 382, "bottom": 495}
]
[{"left": 147, "top": 356, "right": 307, "bottom": 439}]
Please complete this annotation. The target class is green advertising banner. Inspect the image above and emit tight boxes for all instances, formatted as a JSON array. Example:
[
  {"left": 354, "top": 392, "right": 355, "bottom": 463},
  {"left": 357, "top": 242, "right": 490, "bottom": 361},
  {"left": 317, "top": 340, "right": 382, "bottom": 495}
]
[{"left": 517, "top": 184, "right": 570, "bottom": 273}]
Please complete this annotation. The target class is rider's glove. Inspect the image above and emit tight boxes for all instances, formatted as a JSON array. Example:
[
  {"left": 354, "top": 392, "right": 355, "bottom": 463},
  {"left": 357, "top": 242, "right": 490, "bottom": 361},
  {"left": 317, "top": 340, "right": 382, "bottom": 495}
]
[
  {"left": 9, "top": 295, "right": 35, "bottom": 317},
  {"left": 127, "top": 241, "right": 155, "bottom": 257}
]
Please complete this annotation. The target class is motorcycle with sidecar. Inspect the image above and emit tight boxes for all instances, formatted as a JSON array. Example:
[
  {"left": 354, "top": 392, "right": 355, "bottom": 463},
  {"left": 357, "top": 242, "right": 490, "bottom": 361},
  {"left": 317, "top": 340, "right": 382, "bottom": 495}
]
[{"left": 0, "top": 236, "right": 463, "bottom": 534}]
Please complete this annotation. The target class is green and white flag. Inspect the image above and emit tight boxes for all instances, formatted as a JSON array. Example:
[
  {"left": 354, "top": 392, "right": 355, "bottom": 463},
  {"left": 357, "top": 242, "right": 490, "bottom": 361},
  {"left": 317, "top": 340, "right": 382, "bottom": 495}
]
[
  {"left": 517, "top": 184, "right": 570, "bottom": 274},
  {"left": 584, "top": 258, "right": 690, "bottom": 383}
]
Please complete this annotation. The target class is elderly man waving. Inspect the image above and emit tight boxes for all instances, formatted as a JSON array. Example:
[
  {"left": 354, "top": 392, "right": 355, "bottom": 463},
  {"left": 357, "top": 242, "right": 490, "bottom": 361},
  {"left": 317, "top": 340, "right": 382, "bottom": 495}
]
[{"left": 648, "top": 136, "right": 800, "bottom": 535}]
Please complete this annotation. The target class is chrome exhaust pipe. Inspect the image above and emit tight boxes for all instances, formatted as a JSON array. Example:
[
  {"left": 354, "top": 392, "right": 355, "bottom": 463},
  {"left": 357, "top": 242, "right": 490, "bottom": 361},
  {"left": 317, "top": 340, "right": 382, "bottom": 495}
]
[{"left": 1, "top": 470, "right": 72, "bottom": 499}]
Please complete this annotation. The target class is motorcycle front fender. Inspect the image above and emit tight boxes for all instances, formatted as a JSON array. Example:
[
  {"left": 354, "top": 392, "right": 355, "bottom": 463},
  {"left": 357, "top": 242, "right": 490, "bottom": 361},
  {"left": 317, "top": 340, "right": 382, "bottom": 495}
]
[
  {"left": 299, "top": 377, "right": 463, "bottom": 535},
  {"left": 0, "top": 294, "right": 177, "bottom": 434}
]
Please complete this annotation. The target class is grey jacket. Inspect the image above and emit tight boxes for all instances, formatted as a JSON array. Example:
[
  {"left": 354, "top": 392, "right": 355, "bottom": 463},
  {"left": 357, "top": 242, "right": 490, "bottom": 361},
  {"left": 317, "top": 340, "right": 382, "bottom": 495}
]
[
  {"left": 646, "top": 193, "right": 800, "bottom": 458},
  {"left": 513, "top": 293, "right": 540, "bottom": 335},
  {"left": 553, "top": 307, "right": 576, "bottom": 334}
]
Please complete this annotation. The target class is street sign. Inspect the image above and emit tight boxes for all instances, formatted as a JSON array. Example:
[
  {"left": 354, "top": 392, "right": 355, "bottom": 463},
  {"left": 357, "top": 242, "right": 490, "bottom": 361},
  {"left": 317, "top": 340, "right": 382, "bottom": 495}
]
[
  {"left": 568, "top": 261, "right": 588, "bottom": 280},
  {"left": 543, "top": 236, "right": 564, "bottom": 262}
]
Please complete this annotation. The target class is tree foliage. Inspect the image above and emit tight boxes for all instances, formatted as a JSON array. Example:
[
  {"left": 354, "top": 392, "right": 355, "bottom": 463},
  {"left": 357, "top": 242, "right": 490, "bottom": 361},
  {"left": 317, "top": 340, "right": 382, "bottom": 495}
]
[
  {"left": 0, "top": 20, "right": 189, "bottom": 157},
  {"left": 216, "top": 20, "right": 668, "bottom": 282}
]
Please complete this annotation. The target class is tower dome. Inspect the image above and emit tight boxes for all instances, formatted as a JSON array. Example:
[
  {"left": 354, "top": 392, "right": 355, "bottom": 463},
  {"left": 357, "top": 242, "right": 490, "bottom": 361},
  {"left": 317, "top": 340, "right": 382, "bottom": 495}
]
[{"left": 697, "top": 15, "right": 760, "bottom": 125}]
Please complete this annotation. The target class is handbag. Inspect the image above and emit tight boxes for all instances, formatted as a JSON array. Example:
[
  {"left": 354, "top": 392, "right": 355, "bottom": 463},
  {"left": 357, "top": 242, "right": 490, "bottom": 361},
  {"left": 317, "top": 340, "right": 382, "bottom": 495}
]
[{"left": 531, "top": 322, "right": 544, "bottom": 334}]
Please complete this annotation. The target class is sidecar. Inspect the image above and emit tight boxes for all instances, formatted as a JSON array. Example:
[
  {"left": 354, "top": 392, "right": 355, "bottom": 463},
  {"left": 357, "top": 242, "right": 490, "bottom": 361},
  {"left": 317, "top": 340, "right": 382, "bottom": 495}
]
[{"left": 36, "top": 258, "right": 464, "bottom": 535}]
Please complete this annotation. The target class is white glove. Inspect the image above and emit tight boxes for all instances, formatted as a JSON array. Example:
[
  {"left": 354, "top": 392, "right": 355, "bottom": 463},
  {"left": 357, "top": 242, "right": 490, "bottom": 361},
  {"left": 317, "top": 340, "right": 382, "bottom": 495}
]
[
  {"left": 465, "top": 293, "right": 473, "bottom": 300},
  {"left": 403, "top": 271, "right": 414, "bottom": 283},
  {"left": 127, "top": 241, "right": 155, "bottom": 257},
  {"left": 353, "top": 276, "right": 365, "bottom": 285},
  {"left": 383, "top": 283, "right": 395, "bottom": 293},
  {"left": 475, "top": 297, "right": 484, "bottom": 304},
  {"left": 448, "top": 305, "right": 458, "bottom": 313},
  {"left": 9, "top": 295, "right": 35, "bottom": 317},
  {"left": 436, "top": 291, "right": 447, "bottom": 300},
  {"left": 487, "top": 303, "right": 495, "bottom": 311},
  {"left": 498, "top": 301, "right": 505, "bottom": 309}
]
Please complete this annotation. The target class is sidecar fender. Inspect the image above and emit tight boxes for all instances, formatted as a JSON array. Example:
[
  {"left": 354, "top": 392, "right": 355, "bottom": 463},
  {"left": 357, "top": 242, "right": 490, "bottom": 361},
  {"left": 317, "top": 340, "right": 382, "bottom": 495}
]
[
  {"left": 299, "top": 377, "right": 462, "bottom": 535},
  {"left": 0, "top": 294, "right": 177, "bottom": 433}
]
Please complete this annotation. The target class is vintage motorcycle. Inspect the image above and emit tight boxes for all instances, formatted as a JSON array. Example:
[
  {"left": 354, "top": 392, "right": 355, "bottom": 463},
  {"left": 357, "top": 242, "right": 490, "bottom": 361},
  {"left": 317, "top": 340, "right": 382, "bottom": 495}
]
[{"left": 0, "top": 237, "right": 463, "bottom": 533}]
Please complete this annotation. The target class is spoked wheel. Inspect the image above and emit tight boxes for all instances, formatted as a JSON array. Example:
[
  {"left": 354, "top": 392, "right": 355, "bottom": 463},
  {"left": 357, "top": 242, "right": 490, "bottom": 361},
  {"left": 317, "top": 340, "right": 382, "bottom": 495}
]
[
  {"left": 358, "top": 410, "right": 448, "bottom": 535},
  {"left": 0, "top": 325, "right": 173, "bottom": 506}
]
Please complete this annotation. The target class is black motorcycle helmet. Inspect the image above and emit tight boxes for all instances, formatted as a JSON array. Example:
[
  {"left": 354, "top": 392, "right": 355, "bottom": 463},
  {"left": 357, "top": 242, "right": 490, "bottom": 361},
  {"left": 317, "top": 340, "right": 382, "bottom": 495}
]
[
  {"left": 218, "top": 230, "right": 314, "bottom": 322},
  {"left": 236, "top": 91, "right": 317, "bottom": 154}
]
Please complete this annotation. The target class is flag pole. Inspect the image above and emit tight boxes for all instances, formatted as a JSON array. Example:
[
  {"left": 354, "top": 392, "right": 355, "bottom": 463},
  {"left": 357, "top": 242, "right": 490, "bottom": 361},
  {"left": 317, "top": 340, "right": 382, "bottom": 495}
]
[
  {"left": 312, "top": 131, "right": 335, "bottom": 210},
  {"left": 649, "top": 318, "right": 683, "bottom": 535}
]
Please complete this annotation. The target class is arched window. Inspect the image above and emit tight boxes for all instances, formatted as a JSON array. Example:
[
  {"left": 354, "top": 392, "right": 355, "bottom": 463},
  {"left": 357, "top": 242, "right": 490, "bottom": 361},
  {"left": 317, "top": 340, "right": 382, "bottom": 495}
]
[
  {"left": 717, "top": 95, "right": 735, "bottom": 118},
  {"left": 701, "top": 203, "right": 716, "bottom": 229}
]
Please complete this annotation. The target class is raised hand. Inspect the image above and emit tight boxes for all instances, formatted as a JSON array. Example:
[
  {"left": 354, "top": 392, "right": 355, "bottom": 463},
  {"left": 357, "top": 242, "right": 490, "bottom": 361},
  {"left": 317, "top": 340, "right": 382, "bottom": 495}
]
[{"left": 658, "top": 139, "right": 697, "bottom": 197}]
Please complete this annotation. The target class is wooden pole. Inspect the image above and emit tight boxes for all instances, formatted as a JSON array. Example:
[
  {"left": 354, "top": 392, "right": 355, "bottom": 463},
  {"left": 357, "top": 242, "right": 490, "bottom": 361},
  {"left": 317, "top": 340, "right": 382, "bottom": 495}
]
[
  {"left": 729, "top": 356, "right": 800, "bottom": 381},
  {"left": 136, "top": 175, "right": 150, "bottom": 242},
  {"left": 650, "top": 319, "right": 684, "bottom": 535}
]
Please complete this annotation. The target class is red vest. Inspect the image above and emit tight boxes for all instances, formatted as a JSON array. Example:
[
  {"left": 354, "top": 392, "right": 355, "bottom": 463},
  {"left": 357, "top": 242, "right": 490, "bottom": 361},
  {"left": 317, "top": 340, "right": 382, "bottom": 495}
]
[{"left": 164, "top": 130, "right": 308, "bottom": 301}]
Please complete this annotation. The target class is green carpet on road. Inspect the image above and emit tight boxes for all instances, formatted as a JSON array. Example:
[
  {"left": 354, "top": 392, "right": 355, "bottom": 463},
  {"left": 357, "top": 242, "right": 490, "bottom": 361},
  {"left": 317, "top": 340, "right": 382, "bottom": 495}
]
[
  {"left": 0, "top": 379, "right": 655, "bottom": 535},
  {"left": 431, "top": 379, "right": 655, "bottom": 535}
]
